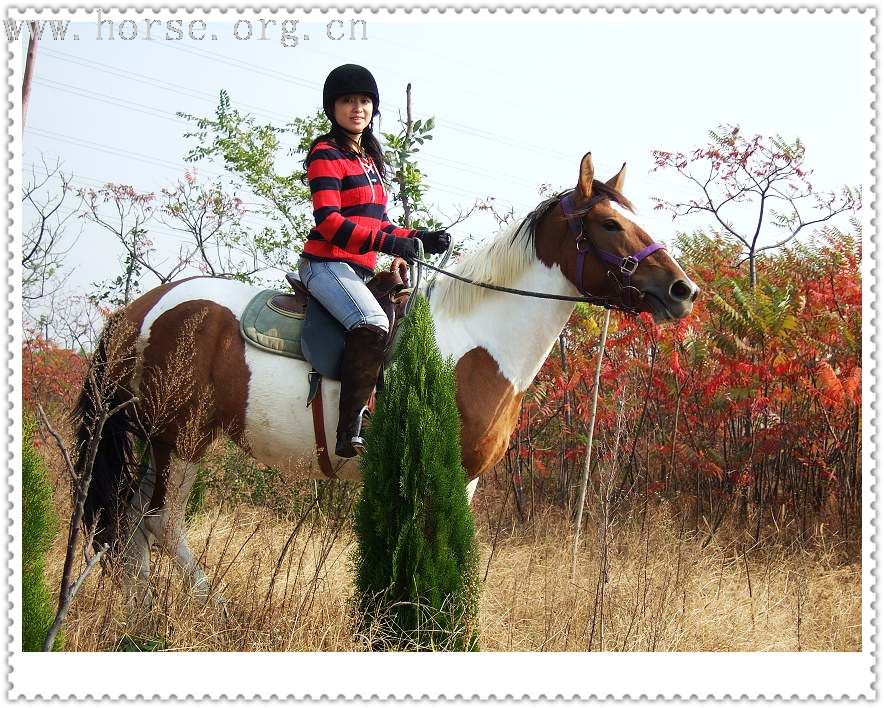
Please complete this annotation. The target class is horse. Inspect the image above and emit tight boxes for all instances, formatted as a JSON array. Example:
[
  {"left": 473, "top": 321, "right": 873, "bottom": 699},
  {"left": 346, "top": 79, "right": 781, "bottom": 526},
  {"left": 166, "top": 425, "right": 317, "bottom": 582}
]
[{"left": 75, "top": 152, "right": 699, "bottom": 607}]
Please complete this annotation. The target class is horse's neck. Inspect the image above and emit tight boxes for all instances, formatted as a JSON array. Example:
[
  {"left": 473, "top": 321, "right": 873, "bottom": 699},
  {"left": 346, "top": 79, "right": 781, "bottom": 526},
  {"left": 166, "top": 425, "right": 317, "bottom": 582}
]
[{"left": 430, "top": 259, "right": 577, "bottom": 393}]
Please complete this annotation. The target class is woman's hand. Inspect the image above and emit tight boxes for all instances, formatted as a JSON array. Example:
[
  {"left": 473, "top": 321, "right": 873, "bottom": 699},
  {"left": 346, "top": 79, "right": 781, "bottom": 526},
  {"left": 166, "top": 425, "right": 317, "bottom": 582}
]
[
  {"left": 390, "top": 257, "right": 410, "bottom": 286},
  {"left": 379, "top": 235, "right": 419, "bottom": 263},
  {"left": 417, "top": 229, "right": 451, "bottom": 255}
]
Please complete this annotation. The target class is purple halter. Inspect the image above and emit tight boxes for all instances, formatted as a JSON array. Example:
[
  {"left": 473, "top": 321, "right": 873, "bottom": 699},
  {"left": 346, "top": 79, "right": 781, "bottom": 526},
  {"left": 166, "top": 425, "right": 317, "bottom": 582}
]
[{"left": 560, "top": 192, "right": 666, "bottom": 309}]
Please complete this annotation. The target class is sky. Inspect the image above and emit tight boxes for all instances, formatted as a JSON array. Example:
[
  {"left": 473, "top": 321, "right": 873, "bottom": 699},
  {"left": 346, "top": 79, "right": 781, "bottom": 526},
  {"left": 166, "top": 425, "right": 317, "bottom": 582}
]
[{"left": 19, "top": 9, "right": 872, "bottom": 325}]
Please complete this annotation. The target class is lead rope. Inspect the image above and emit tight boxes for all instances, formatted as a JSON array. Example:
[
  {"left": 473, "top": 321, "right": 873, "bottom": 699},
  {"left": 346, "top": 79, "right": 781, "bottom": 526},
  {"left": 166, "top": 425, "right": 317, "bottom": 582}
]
[{"left": 413, "top": 251, "right": 639, "bottom": 313}]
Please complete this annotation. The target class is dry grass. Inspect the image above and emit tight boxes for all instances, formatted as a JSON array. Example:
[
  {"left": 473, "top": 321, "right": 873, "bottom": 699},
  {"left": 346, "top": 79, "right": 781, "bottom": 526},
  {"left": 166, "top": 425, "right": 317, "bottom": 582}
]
[
  {"left": 478, "top": 507, "right": 859, "bottom": 651},
  {"left": 44, "top": 496, "right": 860, "bottom": 652}
]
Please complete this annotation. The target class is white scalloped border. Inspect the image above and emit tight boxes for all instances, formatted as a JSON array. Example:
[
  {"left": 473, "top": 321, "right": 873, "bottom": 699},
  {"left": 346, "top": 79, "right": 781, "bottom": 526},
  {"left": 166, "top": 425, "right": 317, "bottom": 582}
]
[{"left": 3, "top": 3, "right": 877, "bottom": 701}]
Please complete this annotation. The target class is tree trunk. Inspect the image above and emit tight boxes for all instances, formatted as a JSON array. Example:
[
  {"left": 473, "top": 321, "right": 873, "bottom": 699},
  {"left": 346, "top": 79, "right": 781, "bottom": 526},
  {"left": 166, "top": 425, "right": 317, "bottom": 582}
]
[
  {"left": 398, "top": 83, "right": 413, "bottom": 227},
  {"left": 558, "top": 332, "right": 572, "bottom": 507},
  {"left": 571, "top": 309, "right": 610, "bottom": 579}
]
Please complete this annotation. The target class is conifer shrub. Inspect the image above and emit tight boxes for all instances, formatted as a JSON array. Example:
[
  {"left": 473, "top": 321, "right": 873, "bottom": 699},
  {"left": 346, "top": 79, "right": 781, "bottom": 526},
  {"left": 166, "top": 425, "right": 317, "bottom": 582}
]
[
  {"left": 352, "top": 295, "right": 479, "bottom": 650},
  {"left": 22, "top": 414, "right": 61, "bottom": 651}
]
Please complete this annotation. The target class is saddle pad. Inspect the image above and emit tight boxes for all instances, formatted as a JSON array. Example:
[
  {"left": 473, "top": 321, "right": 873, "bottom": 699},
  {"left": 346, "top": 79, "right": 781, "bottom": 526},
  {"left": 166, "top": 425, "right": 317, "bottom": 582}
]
[{"left": 240, "top": 289, "right": 307, "bottom": 360}]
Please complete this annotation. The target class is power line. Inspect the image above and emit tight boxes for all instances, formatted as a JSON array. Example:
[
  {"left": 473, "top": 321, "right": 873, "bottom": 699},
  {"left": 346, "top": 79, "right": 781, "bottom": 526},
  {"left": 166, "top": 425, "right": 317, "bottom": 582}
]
[
  {"left": 34, "top": 77, "right": 184, "bottom": 125},
  {"left": 41, "top": 46, "right": 294, "bottom": 123},
  {"left": 146, "top": 40, "right": 631, "bottom": 175},
  {"left": 32, "top": 75, "right": 539, "bottom": 201},
  {"left": 27, "top": 125, "right": 221, "bottom": 176},
  {"left": 39, "top": 45, "right": 694, "bottom": 201},
  {"left": 26, "top": 123, "right": 531, "bottom": 211},
  {"left": 40, "top": 47, "right": 559, "bottom": 195}
]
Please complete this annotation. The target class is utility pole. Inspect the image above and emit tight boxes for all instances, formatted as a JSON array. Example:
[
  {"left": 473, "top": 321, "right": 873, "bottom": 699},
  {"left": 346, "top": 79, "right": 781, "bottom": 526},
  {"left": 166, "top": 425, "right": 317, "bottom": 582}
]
[
  {"left": 22, "top": 21, "right": 38, "bottom": 127},
  {"left": 397, "top": 83, "right": 413, "bottom": 227}
]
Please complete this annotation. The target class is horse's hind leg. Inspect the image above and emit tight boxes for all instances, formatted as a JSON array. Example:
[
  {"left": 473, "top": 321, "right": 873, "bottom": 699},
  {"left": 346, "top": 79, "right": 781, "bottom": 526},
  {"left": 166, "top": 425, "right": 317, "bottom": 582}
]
[
  {"left": 148, "top": 454, "right": 213, "bottom": 602},
  {"left": 170, "top": 532, "right": 211, "bottom": 601},
  {"left": 120, "top": 444, "right": 160, "bottom": 621},
  {"left": 120, "top": 524, "right": 154, "bottom": 620}
]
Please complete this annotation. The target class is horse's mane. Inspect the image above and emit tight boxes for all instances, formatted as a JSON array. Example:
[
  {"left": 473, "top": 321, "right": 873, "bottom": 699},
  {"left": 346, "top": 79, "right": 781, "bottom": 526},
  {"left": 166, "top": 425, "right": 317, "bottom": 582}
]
[
  {"left": 431, "top": 181, "right": 635, "bottom": 318},
  {"left": 430, "top": 218, "right": 535, "bottom": 318}
]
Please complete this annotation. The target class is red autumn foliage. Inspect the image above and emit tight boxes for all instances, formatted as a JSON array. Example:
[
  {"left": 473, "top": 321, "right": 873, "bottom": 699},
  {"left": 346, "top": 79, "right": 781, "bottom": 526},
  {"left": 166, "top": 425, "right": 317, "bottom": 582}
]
[
  {"left": 504, "top": 226, "right": 861, "bottom": 540},
  {"left": 22, "top": 335, "right": 88, "bottom": 413}
]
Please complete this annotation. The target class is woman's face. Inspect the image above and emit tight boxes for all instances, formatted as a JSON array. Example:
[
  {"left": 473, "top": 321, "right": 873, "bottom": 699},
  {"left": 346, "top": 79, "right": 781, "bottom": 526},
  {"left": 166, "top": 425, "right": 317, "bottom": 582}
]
[{"left": 334, "top": 94, "right": 374, "bottom": 136}]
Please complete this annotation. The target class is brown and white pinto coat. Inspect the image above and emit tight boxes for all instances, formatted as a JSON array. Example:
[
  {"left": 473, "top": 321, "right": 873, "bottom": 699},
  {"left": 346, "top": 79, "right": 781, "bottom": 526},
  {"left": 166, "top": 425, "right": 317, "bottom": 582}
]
[{"left": 81, "top": 153, "right": 698, "bottom": 606}]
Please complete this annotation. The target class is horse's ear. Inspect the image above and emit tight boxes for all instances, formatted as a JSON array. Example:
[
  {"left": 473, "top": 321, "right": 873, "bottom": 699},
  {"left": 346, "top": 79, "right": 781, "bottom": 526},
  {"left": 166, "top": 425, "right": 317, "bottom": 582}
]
[
  {"left": 606, "top": 162, "right": 627, "bottom": 193},
  {"left": 577, "top": 152, "right": 594, "bottom": 202}
]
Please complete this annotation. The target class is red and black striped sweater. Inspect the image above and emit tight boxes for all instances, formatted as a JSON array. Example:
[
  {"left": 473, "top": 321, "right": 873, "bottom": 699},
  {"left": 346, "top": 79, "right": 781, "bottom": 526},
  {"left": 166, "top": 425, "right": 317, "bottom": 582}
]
[{"left": 303, "top": 140, "right": 417, "bottom": 275}]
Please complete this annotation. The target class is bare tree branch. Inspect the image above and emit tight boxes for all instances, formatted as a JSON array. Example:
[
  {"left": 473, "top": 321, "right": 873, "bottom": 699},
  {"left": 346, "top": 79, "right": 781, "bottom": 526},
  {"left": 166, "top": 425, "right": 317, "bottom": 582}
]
[
  {"left": 35, "top": 404, "right": 76, "bottom": 485},
  {"left": 22, "top": 156, "right": 83, "bottom": 314},
  {"left": 38, "top": 373, "right": 140, "bottom": 652},
  {"left": 652, "top": 124, "right": 860, "bottom": 287}
]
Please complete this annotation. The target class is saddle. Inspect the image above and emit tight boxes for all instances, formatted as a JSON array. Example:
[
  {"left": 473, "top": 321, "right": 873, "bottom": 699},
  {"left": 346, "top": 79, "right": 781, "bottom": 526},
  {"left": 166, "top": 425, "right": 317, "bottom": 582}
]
[
  {"left": 239, "top": 270, "right": 411, "bottom": 380},
  {"left": 240, "top": 270, "right": 411, "bottom": 479}
]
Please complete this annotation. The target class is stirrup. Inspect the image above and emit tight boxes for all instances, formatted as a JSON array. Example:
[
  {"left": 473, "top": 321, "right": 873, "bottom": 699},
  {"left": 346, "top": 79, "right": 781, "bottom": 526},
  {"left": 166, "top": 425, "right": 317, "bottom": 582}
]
[
  {"left": 336, "top": 406, "right": 370, "bottom": 458},
  {"left": 356, "top": 405, "right": 369, "bottom": 433},
  {"left": 351, "top": 405, "right": 369, "bottom": 454},
  {"left": 350, "top": 434, "right": 367, "bottom": 455},
  {"left": 335, "top": 434, "right": 358, "bottom": 458},
  {"left": 334, "top": 432, "right": 365, "bottom": 458}
]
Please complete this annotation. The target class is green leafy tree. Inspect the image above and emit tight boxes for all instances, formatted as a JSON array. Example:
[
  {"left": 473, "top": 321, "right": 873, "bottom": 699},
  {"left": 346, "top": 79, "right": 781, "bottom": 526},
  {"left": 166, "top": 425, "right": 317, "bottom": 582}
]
[
  {"left": 383, "top": 111, "right": 442, "bottom": 230},
  {"left": 179, "top": 91, "right": 324, "bottom": 270},
  {"left": 353, "top": 296, "right": 479, "bottom": 651},
  {"left": 178, "top": 88, "right": 477, "bottom": 270},
  {"left": 22, "top": 414, "right": 61, "bottom": 651}
]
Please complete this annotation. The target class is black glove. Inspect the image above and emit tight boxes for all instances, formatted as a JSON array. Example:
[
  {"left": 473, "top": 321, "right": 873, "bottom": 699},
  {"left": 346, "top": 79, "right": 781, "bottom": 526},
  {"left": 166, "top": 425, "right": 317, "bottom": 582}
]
[
  {"left": 417, "top": 229, "right": 451, "bottom": 255},
  {"left": 379, "top": 235, "right": 419, "bottom": 263}
]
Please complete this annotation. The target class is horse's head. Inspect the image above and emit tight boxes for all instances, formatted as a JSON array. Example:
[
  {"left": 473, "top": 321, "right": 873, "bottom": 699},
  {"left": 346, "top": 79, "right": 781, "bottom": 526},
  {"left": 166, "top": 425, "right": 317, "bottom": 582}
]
[{"left": 535, "top": 152, "right": 699, "bottom": 322}]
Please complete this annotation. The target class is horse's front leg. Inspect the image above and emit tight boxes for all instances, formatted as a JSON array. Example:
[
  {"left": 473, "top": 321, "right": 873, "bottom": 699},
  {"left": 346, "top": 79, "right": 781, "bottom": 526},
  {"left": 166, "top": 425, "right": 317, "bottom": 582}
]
[{"left": 466, "top": 478, "right": 479, "bottom": 504}]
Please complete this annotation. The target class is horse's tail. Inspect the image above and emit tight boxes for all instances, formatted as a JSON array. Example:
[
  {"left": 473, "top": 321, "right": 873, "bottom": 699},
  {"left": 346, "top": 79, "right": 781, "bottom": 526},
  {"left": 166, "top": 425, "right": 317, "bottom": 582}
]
[{"left": 76, "top": 322, "right": 142, "bottom": 552}]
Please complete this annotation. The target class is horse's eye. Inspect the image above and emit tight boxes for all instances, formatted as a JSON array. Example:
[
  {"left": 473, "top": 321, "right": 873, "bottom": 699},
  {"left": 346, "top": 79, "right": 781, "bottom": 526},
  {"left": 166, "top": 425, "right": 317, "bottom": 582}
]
[{"left": 602, "top": 219, "right": 622, "bottom": 232}]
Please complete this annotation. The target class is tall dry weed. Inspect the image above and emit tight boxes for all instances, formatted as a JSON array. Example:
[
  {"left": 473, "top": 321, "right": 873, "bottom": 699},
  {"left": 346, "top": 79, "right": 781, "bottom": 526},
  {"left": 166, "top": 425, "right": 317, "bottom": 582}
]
[{"left": 43, "top": 495, "right": 859, "bottom": 652}]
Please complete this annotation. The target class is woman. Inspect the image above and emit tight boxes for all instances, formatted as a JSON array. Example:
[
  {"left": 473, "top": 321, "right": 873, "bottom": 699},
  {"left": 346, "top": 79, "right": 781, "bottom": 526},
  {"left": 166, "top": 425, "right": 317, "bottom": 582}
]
[{"left": 300, "top": 64, "right": 450, "bottom": 458}]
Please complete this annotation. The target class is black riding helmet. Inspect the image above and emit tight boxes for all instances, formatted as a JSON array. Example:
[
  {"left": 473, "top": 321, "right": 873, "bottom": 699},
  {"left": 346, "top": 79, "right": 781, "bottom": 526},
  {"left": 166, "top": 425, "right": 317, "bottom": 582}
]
[{"left": 323, "top": 64, "right": 380, "bottom": 122}]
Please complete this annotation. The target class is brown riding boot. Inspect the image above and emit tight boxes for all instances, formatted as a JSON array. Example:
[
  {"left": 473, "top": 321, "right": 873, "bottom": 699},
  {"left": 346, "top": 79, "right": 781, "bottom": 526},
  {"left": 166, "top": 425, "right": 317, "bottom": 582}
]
[{"left": 335, "top": 325, "right": 388, "bottom": 458}]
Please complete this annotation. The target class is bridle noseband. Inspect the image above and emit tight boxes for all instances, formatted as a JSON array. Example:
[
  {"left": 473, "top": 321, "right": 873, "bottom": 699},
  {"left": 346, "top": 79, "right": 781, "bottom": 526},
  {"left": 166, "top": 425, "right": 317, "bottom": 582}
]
[{"left": 560, "top": 192, "right": 667, "bottom": 311}]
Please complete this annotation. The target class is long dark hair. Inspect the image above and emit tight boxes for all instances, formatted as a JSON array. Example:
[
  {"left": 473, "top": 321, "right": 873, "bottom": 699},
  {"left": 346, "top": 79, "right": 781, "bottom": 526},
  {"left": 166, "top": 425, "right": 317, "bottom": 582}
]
[{"left": 303, "top": 119, "right": 387, "bottom": 182}]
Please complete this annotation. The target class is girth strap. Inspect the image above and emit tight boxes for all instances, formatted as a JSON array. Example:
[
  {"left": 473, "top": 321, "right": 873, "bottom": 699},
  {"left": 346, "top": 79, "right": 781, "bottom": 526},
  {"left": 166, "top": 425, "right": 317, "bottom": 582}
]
[{"left": 307, "top": 370, "right": 337, "bottom": 480}]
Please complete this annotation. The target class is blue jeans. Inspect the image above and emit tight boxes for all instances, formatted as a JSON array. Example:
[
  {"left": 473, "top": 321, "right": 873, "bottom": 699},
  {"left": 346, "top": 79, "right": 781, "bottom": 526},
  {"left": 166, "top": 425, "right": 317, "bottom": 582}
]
[{"left": 297, "top": 257, "right": 389, "bottom": 333}]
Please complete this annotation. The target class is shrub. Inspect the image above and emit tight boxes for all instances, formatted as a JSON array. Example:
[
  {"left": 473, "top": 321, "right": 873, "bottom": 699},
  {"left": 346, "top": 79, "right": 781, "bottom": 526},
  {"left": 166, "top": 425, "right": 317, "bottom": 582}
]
[
  {"left": 22, "top": 414, "right": 61, "bottom": 651},
  {"left": 353, "top": 296, "right": 479, "bottom": 650},
  {"left": 502, "top": 226, "right": 862, "bottom": 545},
  {"left": 22, "top": 337, "right": 87, "bottom": 413}
]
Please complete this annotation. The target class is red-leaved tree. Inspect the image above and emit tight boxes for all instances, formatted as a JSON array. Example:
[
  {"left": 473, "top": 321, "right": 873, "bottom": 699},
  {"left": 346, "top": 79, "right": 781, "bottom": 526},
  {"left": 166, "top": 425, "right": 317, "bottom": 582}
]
[
  {"left": 651, "top": 124, "right": 859, "bottom": 288},
  {"left": 500, "top": 225, "right": 861, "bottom": 545}
]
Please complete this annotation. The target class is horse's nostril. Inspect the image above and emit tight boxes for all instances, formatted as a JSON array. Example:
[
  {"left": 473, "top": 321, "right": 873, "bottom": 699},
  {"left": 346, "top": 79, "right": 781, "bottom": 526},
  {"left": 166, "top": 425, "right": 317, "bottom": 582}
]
[
  {"left": 690, "top": 287, "right": 700, "bottom": 303},
  {"left": 670, "top": 280, "right": 694, "bottom": 301}
]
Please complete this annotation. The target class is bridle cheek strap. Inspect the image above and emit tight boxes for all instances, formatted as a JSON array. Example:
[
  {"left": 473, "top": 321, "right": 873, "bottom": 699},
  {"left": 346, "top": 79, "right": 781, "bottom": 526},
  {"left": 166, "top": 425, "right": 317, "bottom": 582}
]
[{"left": 561, "top": 193, "right": 667, "bottom": 307}]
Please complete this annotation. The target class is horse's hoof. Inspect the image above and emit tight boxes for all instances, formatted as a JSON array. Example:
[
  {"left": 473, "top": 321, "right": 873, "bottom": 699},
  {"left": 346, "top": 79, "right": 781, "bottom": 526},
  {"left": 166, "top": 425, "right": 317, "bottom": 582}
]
[{"left": 212, "top": 594, "right": 230, "bottom": 620}]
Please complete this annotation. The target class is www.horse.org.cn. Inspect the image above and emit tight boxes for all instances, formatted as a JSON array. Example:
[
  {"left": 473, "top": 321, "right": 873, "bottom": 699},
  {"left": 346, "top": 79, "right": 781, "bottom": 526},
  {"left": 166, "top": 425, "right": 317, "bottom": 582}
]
[{"left": 5, "top": 13, "right": 369, "bottom": 48}]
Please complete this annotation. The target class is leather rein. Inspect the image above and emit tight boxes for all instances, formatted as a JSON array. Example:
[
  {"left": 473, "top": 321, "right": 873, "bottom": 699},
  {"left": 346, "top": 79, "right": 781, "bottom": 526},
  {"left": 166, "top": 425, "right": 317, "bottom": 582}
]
[{"left": 418, "top": 191, "right": 667, "bottom": 314}]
